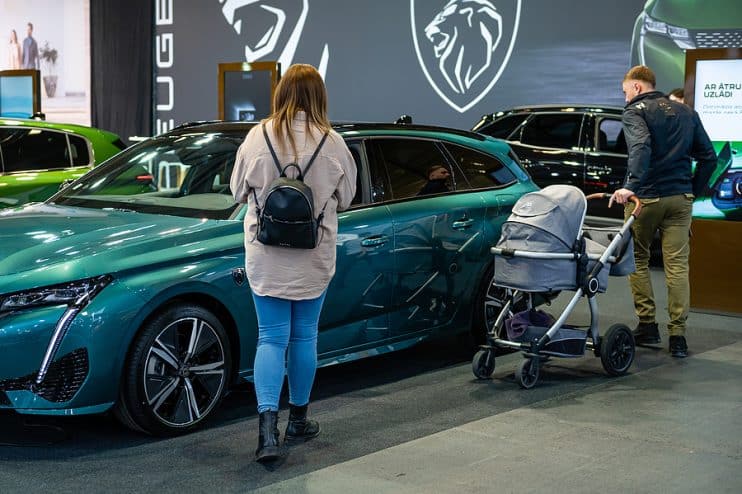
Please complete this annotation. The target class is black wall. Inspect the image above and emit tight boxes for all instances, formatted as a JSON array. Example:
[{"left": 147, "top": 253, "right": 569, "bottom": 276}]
[{"left": 91, "top": 0, "right": 153, "bottom": 142}]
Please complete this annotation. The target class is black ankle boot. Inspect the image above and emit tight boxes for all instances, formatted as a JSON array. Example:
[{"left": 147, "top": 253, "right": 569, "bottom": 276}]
[
  {"left": 633, "top": 322, "right": 661, "bottom": 345},
  {"left": 285, "top": 404, "right": 320, "bottom": 443},
  {"left": 255, "top": 410, "right": 280, "bottom": 462}
]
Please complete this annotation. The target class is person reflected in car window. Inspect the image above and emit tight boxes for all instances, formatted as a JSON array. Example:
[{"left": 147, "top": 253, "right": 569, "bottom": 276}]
[{"left": 417, "top": 164, "right": 451, "bottom": 196}]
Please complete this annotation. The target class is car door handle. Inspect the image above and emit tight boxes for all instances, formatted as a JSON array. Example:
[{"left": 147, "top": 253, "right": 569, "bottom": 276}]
[
  {"left": 452, "top": 219, "right": 475, "bottom": 230},
  {"left": 360, "top": 235, "right": 389, "bottom": 247},
  {"left": 587, "top": 165, "right": 611, "bottom": 173}
]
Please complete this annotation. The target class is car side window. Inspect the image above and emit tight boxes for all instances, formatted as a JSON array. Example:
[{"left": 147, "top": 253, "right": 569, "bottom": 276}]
[
  {"left": 519, "top": 113, "right": 584, "bottom": 150},
  {"left": 345, "top": 140, "right": 365, "bottom": 205},
  {"left": 597, "top": 118, "right": 627, "bottom": 155},
  {"left": 68, "top": 135, "right": 92, "bottom": 166},
  {"left": 0, "top": 127, "right": 70, "bottom": 173},
  {"left": 444, "top": 143, "right": 516, "bottom": 189},
  {"left": 370, "top": 138, "right": 453, "bottom": 200},
  {"left": 477, "top": 114, "right": 528, "bottom": 140}
]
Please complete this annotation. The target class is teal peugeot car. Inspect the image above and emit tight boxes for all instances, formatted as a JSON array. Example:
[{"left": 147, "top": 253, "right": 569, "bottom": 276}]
[
  {"left": 0, "top": 118, "right": 126, "bottom": 208},
  {"left": 0, "top": 121, "right": 536, "bottom": 435},
  {"left": 630, "top": 0, "right": 742, "bottom": 91}
]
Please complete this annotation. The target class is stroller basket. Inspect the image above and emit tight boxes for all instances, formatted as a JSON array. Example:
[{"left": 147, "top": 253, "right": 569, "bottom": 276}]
[{"left": 514, "top": 325, "right": 588, "bottom": 357}]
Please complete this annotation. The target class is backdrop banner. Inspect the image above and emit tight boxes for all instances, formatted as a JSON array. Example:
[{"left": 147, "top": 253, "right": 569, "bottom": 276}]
[{"left": 153, "top": 0, "right": 654, "bottom": 132}]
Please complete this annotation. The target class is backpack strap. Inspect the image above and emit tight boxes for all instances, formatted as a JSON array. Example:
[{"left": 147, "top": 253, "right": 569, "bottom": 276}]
[
  {"left": 262, "top": 124, "right": 329, "bottom": 179},
  {"left": 262, "top": 124, "right": 284, "bottom": 175},
  {"left": 302, "top": 132, "right": 329, "bottom": 176}
]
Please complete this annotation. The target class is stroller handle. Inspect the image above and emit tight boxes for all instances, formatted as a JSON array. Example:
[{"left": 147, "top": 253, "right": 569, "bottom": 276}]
[{"left": 585, "top": 193, "right": 642, "bottom": 218}]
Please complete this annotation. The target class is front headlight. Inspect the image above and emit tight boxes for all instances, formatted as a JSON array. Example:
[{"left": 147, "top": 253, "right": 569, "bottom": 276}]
[
  {"left": 0, "top": 275, "right": 112, "bottom": 313},
  {"left": 643, "top": 13, "right": 696, "bottom": 49}
]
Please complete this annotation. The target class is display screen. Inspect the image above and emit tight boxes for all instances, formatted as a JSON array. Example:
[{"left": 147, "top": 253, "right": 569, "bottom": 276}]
[
  {"left": 688, "top": 56, "right": 742, "bottom": 221},
  {"left": 694, "top": 59, "right": 742, "bottom": 142},
  {"left": 223, "top": 70, "right": 272, "bottom": 122},
  {"left": 0, "top": 75, "right": 35, "bottom": 117}
]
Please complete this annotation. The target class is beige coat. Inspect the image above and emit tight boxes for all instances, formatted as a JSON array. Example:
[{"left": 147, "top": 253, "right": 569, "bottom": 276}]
[{"left": 230, "top": 113, "right": 357, "bottom": 300}]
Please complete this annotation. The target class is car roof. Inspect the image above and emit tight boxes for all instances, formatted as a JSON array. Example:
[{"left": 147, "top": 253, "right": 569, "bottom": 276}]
[
  {"left": 0, "top": 117, "right": 121, "bottom": 140},
  {"left": 166, "top": 120, "right": 488, "bottom": 141},
  {"left": 486, "top": 104, "right": 625, "bottom": 117}
]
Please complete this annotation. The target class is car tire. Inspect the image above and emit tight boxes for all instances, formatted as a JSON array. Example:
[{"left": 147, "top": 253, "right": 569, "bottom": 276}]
[
  {"left": 469, "top": 264, "right": 527, "bottom": 347},
  {"left": 114, "top": 303, "right": 232, "bottom": 436}
]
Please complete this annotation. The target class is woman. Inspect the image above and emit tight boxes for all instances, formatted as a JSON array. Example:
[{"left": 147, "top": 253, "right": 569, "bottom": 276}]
[
  {"left": 8, "top": 30, "right": 21, "bottom": 69},
  {"left": 230, "top": 64, "right": 356, "bottom": 463}
]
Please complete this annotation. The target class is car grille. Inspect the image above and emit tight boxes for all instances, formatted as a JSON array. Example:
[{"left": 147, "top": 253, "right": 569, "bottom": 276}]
[
  {"left": 0, "top": 348, "right": 89, "bottom": 403},
  {"left": 693, "top": 30, "right": 742, "bottom": 48}
]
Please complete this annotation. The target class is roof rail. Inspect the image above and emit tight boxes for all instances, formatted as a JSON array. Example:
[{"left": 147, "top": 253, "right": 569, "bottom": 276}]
[{"left": 171, "top": 120, "right": 225, "bottom": 131}]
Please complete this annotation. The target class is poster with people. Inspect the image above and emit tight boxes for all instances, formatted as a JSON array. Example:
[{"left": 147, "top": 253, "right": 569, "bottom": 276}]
[{"left": 0, "top": 0, "right": 91, "bottom": 125}]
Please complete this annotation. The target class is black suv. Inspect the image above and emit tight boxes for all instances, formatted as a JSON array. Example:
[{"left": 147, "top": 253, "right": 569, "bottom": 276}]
[{"left": 472, "top": 105, "right": 628, "bottom": 219}]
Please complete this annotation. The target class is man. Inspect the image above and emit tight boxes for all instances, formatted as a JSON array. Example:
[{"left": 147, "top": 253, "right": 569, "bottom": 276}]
[
  {"left": 668, "top": 88, "right": 685, "bottom": 104},
  {"left": 417, "top": 164, "right": 451, "bottom": 196},
  {"left": 22, "top": 22, "right": 39, "bottom": 70},
  {"left": 609, "top": 65, "right": 716, "bottom": 358}
]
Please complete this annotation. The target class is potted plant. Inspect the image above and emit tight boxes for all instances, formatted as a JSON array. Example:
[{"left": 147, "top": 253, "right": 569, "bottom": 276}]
[{"left": 39, "top": 41, "right": 58, "bottom": 97}]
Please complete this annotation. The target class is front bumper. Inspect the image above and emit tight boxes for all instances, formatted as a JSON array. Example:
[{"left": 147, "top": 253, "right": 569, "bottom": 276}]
[{"left": 0, "top": 279, "right": 142, "bottom": 415}]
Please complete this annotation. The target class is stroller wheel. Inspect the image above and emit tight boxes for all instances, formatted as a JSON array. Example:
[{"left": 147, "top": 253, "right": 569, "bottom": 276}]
[
  {"left": 600, "top": 324, "right": 636, "bottom": 376},
  {"left": 515, "top": 358, "right": 539, "bottom": 389},
  {"left": 472, "top": 349, "right": 495, "bottom": 379}
]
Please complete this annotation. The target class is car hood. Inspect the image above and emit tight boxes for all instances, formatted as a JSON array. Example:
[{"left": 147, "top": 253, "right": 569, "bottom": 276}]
[
  {"left": 0, "top": 204, "right": 243, "bottom": 293},
  {"left": 648, "top": 0, "right": 742, "bottom": 29}
]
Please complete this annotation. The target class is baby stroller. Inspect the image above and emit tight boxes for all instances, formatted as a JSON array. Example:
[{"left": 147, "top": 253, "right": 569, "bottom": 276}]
[{"left": 471, "top": 185, "right": 641, "bottom": 388}]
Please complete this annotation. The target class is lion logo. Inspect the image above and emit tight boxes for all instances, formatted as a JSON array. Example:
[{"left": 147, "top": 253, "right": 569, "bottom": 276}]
[
  {"left": 411, "top": 0, "right": 521, "bottom": 113},
  {"left": 219, "top": 0, "right": 329, "bottom": 77}
]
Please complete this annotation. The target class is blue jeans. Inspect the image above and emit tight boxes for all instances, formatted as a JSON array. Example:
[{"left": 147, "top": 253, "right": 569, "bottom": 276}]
[{"left": 251, "top": 291, "right": 327, "bottom": 413}]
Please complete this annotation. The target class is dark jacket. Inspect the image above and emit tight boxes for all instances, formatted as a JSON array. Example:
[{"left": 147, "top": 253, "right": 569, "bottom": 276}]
[{"left": 622, "top": 91, "right": 717, "bottom": 198}]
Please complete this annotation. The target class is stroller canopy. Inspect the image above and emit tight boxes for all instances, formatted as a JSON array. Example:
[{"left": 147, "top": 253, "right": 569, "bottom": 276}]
[{"left": 503, "top": 184, "right": 587, "bottom": 252}]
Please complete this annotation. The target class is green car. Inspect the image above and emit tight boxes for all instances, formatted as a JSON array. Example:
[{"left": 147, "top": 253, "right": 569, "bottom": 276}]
[
  {"left": 0, "top": 118, "right": 126, "bottom": 208},
  {"left": 630, "top": 0, "right": 742, "bottom": 92},
  {"left": 0, "top": 121, "right": 536, "bottom": 435}
]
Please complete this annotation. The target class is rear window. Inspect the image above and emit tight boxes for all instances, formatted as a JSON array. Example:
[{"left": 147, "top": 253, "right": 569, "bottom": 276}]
[
  {"left": 477, "top": 114, "right": 528, "bottom": 140},
  {"left": 520, "top": 113, "right": 583, "bottom": 150},
  {"left": 0, "top": 127, "right": 70, "bottom": 172},
  {"left": 444, "top": 143, "right": 516, "bottom": 189}
]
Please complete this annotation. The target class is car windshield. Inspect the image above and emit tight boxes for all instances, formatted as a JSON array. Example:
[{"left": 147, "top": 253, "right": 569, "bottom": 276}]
[{"left": 51, "top": 130, "right": 247, "bottom": 219}]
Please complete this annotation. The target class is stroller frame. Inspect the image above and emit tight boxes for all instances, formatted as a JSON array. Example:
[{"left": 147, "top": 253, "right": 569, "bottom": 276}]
[{"left": 472, "top": 193, "right": 642, "bottom": 389}]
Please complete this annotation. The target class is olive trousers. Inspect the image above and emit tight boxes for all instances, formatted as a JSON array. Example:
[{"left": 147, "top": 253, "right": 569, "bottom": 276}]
[{"left": 624, "top": 194, "right": 694, "bottom": 336}]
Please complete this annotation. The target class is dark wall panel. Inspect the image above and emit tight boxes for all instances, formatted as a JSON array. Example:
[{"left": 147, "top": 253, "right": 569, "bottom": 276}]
[{"left": 91, "top": 0, "right": 153, "bottom": 141}]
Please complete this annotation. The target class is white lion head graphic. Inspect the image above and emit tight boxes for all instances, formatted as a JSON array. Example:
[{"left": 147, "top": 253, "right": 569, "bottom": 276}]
[
  {"left": 219, "top": 0, "right": 317, "bottom": 72},
  {"left": 411, "top": 0, "right": 520, "bottom": 113},
  {"left": 424, "top": 0, "right": 502, "bottom": 95}
]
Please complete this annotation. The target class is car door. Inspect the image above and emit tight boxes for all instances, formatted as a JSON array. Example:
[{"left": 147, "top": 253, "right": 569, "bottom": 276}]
[
  {"left": 584, "top": 114, "right": 628, "bottom": 218},
  {"left": 318, "top": 139, "right": 396, "bottom": 354},
  {"left": 366, "top": 136, "right": 485, "bottom": 336},
  {"left": 508, "top": 112, "right": 587, "bottom": 190}
]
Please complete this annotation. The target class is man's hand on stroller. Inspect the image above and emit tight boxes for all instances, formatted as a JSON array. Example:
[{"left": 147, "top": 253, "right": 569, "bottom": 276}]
[{"left": 609, "top": 188, "right": 634, "bottom": 208}]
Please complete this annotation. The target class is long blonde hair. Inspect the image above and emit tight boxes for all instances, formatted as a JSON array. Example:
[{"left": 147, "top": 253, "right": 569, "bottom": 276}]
[{"left": 266, "top": 64, "right": 332, "bottom": 159}]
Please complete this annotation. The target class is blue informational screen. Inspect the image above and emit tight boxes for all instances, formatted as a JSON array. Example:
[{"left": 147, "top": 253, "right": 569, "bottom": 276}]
[{"left": 0, "top": 75, "right": 34, "bottom": 118}]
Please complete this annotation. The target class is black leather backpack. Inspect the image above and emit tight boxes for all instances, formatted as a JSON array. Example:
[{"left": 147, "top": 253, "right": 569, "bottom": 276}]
[{"left": 252, "top": 125, "right": 329, "bottom": 249}]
